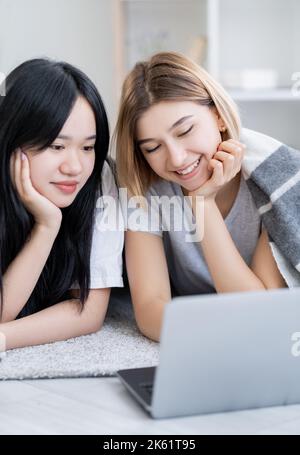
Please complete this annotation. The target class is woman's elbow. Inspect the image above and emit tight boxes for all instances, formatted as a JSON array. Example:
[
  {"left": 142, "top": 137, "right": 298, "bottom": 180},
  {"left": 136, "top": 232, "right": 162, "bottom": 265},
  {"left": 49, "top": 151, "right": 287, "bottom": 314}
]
[
  {"left": 0, "top": 312, "right": 15, "bottom": 324},
  {"left": 77, "top": 309, "right": 106, "bottom": 336},
  {"left": 135, "top": 313, "right": 160, "bottom": 342},
  {"left": 133, "top": 297, "right": 167, "bottom": 342},
  {"left": 79, "top": 293, "right": 109, "bottom": 335},
  {"left": 138, "top": 322, "right": 160, "bottom": 342},
  {"left": 85, "top": 316, "right": 105, "bottom": 335}
]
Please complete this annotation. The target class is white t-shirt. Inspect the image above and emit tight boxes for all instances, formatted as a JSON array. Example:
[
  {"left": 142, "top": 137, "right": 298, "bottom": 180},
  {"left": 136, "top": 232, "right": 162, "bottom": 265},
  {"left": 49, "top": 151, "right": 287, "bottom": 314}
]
[{"left": 71, "top": 161, "right": 124, "bottom": 289}]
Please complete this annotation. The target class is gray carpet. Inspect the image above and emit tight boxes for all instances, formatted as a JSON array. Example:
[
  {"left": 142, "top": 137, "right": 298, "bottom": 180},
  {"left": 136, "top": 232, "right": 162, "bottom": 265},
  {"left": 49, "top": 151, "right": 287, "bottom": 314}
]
[{"left": 0, "top": 289, "right": 159, "bottom": 380}]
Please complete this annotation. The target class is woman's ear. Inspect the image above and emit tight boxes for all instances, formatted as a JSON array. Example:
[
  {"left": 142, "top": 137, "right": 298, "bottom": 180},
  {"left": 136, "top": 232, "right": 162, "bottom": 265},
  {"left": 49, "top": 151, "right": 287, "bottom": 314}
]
[{"left": 212, "top": 107, "right": 227, "bottom": 133}]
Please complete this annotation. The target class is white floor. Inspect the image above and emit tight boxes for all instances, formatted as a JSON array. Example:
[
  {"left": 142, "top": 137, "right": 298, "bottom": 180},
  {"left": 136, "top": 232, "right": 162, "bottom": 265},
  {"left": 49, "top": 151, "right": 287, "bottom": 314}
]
[{"left": 1, "top": 377, "right": 300, "bottom": 435}]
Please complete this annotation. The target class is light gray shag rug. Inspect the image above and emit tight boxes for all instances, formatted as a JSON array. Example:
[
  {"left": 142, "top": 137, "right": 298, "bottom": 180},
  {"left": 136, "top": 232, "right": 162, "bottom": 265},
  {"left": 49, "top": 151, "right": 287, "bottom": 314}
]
[{"left": 0, "top": 289, "right": 159, "bottom": 380}]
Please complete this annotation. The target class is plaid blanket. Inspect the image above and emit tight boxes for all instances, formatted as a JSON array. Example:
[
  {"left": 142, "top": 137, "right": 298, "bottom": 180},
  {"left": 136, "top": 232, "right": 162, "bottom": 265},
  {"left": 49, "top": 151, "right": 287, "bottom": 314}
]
[{"left": 240, "top": 128, "right": 300, "bottom": 287}]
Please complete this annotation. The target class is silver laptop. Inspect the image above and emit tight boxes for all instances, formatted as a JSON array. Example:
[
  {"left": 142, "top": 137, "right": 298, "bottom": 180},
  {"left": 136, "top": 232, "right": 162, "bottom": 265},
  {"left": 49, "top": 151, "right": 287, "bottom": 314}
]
[{"left": 117, "top": 287, "right": 300, "bottom": 419}]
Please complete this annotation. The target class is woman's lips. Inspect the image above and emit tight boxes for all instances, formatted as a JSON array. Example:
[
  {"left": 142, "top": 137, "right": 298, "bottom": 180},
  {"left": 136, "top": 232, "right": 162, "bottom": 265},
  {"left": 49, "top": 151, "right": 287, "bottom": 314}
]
[
  {"left": 174, "top": 157, "right": 202, "bottom": 181},
  {"left": 52, "top": 183, "right": 78, "bottom": 194}
]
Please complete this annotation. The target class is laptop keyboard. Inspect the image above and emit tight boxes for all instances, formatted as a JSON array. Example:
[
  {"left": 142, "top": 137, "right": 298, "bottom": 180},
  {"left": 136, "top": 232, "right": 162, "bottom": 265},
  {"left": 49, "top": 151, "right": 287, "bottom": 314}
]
[{"left": 140, "top": 382, "right": 154, "bottom": 398}]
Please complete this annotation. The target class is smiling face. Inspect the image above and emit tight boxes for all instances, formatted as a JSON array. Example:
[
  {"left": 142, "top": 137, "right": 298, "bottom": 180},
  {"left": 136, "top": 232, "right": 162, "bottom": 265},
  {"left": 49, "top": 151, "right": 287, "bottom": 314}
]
[
  {"left": 136, "top": 100, "right": 225, "bottom": 192},
  {"left": 23, "top": 96, "right": 96, "bottom": 208}
]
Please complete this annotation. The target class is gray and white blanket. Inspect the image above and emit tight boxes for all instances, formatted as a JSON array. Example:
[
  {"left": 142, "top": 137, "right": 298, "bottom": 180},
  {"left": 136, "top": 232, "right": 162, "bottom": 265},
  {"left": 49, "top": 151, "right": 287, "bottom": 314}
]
[{"left": 240, "top": 128, "right": 300, "bottom": 287}]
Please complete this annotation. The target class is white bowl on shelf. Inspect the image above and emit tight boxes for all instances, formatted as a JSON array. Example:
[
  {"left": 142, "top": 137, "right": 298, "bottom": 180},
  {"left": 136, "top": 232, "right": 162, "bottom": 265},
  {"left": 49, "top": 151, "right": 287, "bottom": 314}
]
[{"left": 222, "top": 68, "right": 278, "bottom": 90}]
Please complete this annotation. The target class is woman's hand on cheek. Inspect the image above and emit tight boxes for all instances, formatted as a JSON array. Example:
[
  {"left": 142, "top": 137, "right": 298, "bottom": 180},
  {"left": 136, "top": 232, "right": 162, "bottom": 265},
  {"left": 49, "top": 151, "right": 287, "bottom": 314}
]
[
  {"left": 188, "top": 139, "right": 245, "bottom": 201},
  {"left": 12, "top": 149, "right": 62, "bottom": 231}
]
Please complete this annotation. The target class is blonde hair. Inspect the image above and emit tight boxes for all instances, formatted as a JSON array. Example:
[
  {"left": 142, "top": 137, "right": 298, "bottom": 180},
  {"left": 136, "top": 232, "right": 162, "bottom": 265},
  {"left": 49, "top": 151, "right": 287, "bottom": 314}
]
[{"left": 115, "top": 51, "right": 241, "bottom": 197}]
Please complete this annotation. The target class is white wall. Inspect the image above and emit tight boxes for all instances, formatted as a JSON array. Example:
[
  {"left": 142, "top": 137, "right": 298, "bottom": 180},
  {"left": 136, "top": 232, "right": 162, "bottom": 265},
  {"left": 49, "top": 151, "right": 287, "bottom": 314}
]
[
  {"left": 125, "top": 0, "right": 207, "bottom": 71},
  {"left": 0, "top": 0, "right": 117, "bottom": 126},
  {"left": 219, "top": 0, "right": 295, "bottom": 87}
]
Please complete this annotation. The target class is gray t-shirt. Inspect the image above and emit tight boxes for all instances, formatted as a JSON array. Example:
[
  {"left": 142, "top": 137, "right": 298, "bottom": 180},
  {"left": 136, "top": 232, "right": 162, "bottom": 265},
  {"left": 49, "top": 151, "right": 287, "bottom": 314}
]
[{"left": 127, "top": 174, "right": 262, "bottom": 296}]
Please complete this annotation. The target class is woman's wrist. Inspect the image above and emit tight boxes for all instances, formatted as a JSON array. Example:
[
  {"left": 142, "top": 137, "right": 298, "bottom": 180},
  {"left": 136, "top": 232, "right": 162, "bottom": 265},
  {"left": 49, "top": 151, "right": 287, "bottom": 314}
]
[
  {"left": 34, "top": 220, "right": 61, "bottom": 237},
  {"left": 191, "top": 192, "right": 216, "bottom": 216},
  {"left": 203, "top": 195, "right": 217, "bottom": 208}
]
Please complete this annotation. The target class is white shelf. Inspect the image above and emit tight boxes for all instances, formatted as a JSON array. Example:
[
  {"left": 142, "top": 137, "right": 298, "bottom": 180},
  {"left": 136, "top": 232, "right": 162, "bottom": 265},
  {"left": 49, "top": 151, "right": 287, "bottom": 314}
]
[
  {"left": 227, "top": 88, "right": 300, "bottom": 102},
  {"left": 114, "top": 0, "right": 300, "bottom": 148}
]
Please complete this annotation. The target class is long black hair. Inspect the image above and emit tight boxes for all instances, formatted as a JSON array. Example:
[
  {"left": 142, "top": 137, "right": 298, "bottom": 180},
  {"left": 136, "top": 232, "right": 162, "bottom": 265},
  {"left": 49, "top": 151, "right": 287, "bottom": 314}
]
[{"left": 0, "top": 58, "right": 109, "bottom": 318}]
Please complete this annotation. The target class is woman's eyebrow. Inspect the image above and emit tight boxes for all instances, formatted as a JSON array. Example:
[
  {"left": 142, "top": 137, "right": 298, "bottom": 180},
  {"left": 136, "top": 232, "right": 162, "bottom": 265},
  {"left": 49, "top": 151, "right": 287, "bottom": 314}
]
[
  {"left": 137, "top": 115, "right": 194, "bottom": 145},
  {"left": 57, "top": 134, "right": 97, "bottom": 140},
  {"left": 169, "top": 115, "right": 194, "bottom": 131}
]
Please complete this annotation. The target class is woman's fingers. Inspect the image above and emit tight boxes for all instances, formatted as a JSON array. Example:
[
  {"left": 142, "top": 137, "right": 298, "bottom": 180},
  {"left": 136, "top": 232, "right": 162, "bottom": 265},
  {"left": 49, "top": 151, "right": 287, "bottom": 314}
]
[
  {"left": 215, "top": 140, "right": 245, "bottom": 176},
  {"left": 20, "top": 151, "right": 34, "bottom": 196},
  {"left": 191, "top": 139, "right": 245, "bottom": 200},
  {"left": 214, "top": 150, "right": 235, "bottom": 162},
  {"left": 212, "top": 150, "right": 235, "bottom": 179},
  {"left": 217, "top": 140, "right": 245, "bottom": 156},
  {"left": 13, "top": 149, "right": 34, "bottom": 200},
  {"left": 14, "top": 149, "right": 23, "bottom": 196},
  {"left": 11, "top": 148, "right": 62, "bottom": 229},
  {"left": 209, "top": 158, "right": 224, "bottom": 183}
]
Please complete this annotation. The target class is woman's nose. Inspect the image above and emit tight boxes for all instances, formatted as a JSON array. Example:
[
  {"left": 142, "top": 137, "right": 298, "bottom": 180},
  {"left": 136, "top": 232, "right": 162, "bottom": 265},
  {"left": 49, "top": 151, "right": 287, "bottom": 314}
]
[
  {"left": 59, "top": 150, "right": 83, "bottom": 175},
  {"left": 167, "top": 142, "right": 187, "bottom": 169}
]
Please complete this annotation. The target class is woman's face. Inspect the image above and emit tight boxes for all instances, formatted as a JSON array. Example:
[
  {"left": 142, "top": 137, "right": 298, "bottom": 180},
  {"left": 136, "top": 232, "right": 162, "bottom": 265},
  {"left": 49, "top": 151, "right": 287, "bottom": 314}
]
[
  {"left": 23, "top": 96, "right": 96, "bottom": 208},
  {"left": 136, "top": 100, "right": 224, "bottom": 192}
]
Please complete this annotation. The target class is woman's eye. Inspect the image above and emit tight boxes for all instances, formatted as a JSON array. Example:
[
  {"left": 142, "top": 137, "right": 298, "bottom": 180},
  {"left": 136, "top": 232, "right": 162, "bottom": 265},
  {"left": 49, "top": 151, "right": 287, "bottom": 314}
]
[
  {"left": 178, "top": 125, "right": 193, "bottom": 137},
  {"left": 145, "top": 144, "right": 160, "bottom": 153},
  {"left": 50, "top": 145, "right": 64, "bottom": 151},
  {"left": 83, "top": 146, "right": 95, "bottom": 152}
]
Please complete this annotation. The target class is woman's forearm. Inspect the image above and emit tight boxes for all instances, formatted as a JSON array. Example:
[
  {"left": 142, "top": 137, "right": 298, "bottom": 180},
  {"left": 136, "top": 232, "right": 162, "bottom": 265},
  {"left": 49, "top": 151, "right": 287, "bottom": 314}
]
[
  {"left": 199, "top": 198, "right": 266, "bottom": 293},
  {"left": 0, "top": 297, "right": 103, "bottom": 350},
  {"left": 1, "top": 223, "right": 59, "bottom": 322},
  {"left": 134, "top": 298, "right": 166, "bottom": 342}
]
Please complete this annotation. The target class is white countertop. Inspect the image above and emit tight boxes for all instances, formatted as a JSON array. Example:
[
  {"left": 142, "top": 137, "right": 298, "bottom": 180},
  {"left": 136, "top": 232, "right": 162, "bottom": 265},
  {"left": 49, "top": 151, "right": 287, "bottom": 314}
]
[{"left": 1, "top": 377, "right": 300, "bottom": 435}]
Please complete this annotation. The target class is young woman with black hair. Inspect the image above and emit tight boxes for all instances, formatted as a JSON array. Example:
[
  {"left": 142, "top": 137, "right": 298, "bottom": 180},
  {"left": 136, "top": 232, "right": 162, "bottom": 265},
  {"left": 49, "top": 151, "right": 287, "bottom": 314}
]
[{"left": 0, "top": 59, "right": 123, "bottom": 350}]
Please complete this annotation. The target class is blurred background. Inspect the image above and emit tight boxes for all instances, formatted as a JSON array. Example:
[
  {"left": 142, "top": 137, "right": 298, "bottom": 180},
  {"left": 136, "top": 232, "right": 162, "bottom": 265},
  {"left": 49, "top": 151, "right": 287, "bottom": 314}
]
[{"left": 1, "top": 0, "right": 299, "bottom": 147}]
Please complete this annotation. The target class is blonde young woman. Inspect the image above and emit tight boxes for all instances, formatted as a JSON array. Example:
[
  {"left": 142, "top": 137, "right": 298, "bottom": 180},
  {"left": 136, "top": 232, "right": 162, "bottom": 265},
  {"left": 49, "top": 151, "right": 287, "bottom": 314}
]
[{"left": 115, "top": 52, "right": 287, "bottom": 342}]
